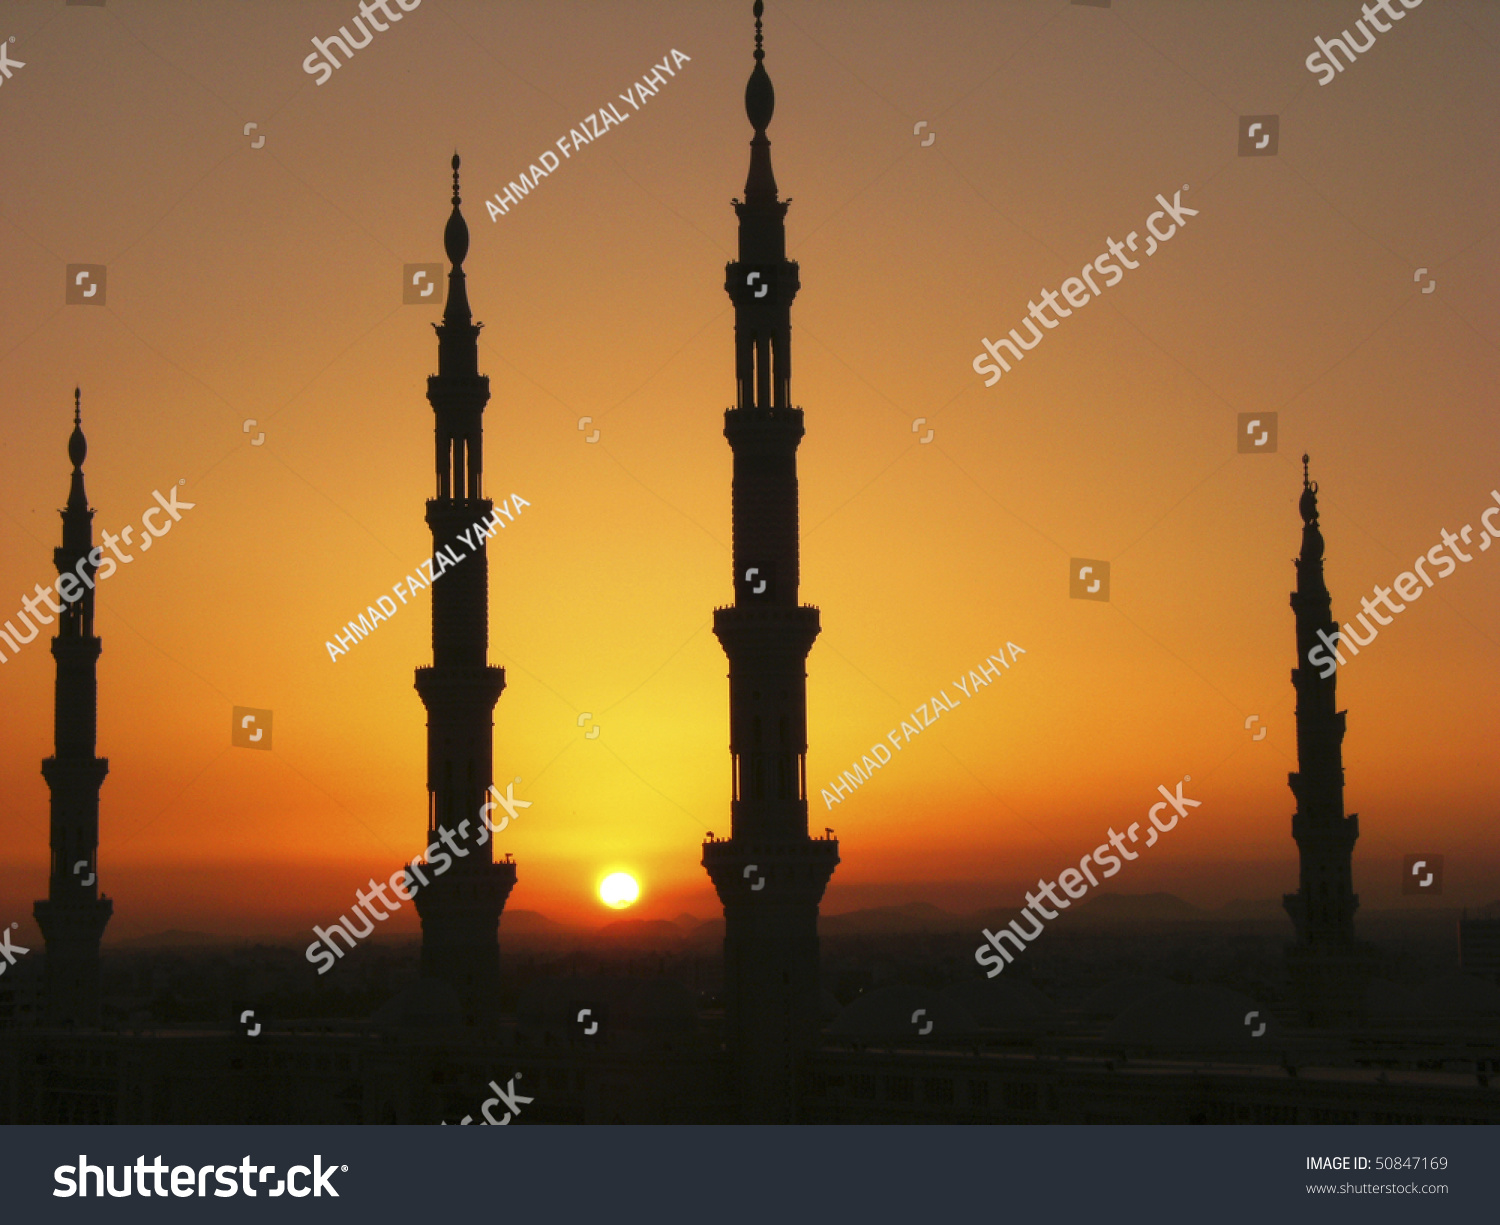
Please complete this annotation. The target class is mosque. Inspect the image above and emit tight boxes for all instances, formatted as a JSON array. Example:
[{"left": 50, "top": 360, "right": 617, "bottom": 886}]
[{"left": 2, "top": 3, "right": 1496, "bottom": 1126}]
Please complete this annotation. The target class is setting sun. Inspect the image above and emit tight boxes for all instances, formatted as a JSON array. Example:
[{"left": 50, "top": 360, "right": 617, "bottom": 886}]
[{"left": 599, "top": 872, "right": 640, "bottom": 910}]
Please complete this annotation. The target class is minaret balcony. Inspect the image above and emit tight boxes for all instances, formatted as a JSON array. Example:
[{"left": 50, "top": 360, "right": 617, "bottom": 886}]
[
  {"left": 724, "top": 404, "right": 804, "bottom": 444},
  {"left": 703, "top": 834, "right": 839, "bottom": 906},
  {"left": 714, "top": 603, "right": 819, "bottom": 656}
]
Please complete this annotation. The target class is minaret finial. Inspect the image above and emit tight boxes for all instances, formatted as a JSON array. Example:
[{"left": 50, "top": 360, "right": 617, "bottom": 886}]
[
  {"left": 68, "top": 388, "right": 87, "bottom": 472},
  {"left": 443, "top": 151, "right": 470, "bottom": 273},
  {"left": 745, "top": 1, "right": 775, "bottom": 135},
  {"left": 1298, "top": 455, "right": 1320, "bottom": 530}
]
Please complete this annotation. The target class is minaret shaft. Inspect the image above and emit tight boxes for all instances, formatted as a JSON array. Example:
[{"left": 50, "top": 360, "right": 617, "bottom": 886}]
[
  {"left": 1283, "top": 461, "right": 1359, "bottom": 947},
  {"left": 703, "top": 3, "right": 838, "bottom": 1123},
  {"left": 411, "top": 157, "right": 515, "bottom": 1027},
  {"left": 34, "top": 391, "right": 113, "bottom": 1027}
]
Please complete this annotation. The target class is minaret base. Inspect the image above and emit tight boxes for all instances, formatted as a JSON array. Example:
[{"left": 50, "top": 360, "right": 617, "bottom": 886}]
[
  {"left": 33, "top": 895, "right": 113, "bottom": 1027},
  {"left": 704, "top": 836, "right": 838, "bottom": 1122},
  {"left": 414, "top": 859, "right": 516, "bottom": 1029},
  {"left": 1285, "top": 941, "right": 1377, "bottom": 1028}
]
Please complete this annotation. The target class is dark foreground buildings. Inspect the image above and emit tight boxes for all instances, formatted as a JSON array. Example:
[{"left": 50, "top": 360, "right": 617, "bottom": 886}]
[{"left": 1, "top": 6, "right": 1496, "bottom": 1126}]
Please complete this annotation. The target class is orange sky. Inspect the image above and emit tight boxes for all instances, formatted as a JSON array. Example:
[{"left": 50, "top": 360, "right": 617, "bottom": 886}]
[{"left": 1, "top": 0, "right": 1496, "bottom": 943}]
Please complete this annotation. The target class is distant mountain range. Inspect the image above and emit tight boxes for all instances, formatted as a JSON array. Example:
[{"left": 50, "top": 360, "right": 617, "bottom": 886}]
[{"left": 102, "top": 894, "right": 1491, "bottom": 950}]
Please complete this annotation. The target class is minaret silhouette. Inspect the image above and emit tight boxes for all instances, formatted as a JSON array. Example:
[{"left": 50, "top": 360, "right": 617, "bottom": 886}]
[
  {"left": 33, "top": 390, "right": 113, "bottom": 1027},
  {"left": 412, "top": 156, "right": 516, "bottom": 1027},
  {"left": 1284, "top": 457, "right": 1372, "bottom": 1023},
  {"left": 702, "top": 1, "right": 840, "bottom": 1123}
]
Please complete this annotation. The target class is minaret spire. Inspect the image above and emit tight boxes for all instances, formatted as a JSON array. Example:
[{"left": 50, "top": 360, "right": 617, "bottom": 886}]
[
  {"left": 66, "top": 389, "right": 90, "bottom": 524},
  {"left": 704, "top": 2, "right": 838, "bottom": 1123},
  {"left": 743, "top": 0, "right": 778, "bottom": 207},
  {"left": 413, "top": 156, "right": 515, "bottom": 1027},
  {"left": 442, "top": 152, "right": 473, "bottom": 332},
  {"left": 34, "top": 389, "right": 114, "bottom": 1027}
]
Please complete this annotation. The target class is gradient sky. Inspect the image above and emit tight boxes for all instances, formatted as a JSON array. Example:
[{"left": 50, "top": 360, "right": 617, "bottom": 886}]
[{"left": 1, "top": 0, "right": 1496, "bottom": 943}]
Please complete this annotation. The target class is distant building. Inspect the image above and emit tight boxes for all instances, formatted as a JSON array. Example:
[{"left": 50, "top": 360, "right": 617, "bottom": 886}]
[{"left": 1459, "top": 915, "right": 1500, "bottom": 983}]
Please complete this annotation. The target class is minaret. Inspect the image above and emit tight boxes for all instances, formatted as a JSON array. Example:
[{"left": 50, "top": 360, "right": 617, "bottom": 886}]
[
  {"left": 1283, "top": 457, "right": 1370, "bottom": 1023},
  {"left": 702, "top": 2, "right": 839, "bottom": 1123},
  {"left": 33, "top": 390, "right": 113, "bottom": 1027},
  {"left": 412, "top": 156, "right": 515, "bottom": 1027}
]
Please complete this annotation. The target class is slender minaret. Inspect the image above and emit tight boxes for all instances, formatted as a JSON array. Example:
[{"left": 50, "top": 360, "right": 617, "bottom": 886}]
[
  {"left": 33, "top": 390, "right": 113, "bottom": 1027},
  {"left": 703, "top": 2, "right": 839, "bottom": 1123},
  {"left": 1284, "top": 457, "right": 1370, "bottom": 1023},
  {"left": 412, "top": 156, "right": 515, "bottom": 1027}
]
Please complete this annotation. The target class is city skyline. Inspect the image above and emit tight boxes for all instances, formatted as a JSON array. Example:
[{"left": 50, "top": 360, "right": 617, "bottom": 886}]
[{"left": 1, "top": 0, "right": 1497, "bottom": 944}]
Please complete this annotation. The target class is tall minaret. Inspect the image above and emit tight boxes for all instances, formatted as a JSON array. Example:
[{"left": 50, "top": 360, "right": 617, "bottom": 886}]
[
  {"left": 703, "top": 2, "right": 839, "bottom": 1123},
  {"left": 1284, "top": 457, "right": 1369, "bottom": 1023},
  {"left": 33, "top": 390, "right": 113, "bottom": 1027},
  {"left": 412, "top": 156, "right": 515, "bottom": 1027}
]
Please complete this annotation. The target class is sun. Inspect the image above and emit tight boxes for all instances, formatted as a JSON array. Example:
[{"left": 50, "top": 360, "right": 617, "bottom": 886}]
[{"left": 599, "top": 872, "right": 640, "bottom": 909}]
